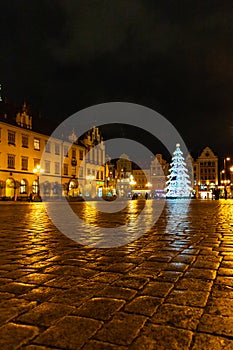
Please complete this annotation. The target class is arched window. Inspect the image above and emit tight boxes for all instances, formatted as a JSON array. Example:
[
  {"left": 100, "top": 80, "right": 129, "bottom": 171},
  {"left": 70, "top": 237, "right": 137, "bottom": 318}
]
[
  {"left": 20, "top": 179, "right": 27, "bottom": 194},
  {"left": 32, "top": 180, "right": 39, "bottom": 194}
]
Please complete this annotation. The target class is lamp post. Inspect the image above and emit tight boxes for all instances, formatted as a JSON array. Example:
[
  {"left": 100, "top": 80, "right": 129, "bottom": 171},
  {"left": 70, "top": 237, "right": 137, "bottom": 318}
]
[
  {"left": 33, "top": 165, "right": 44, "bottom": 197},
  {"left": 222, "top": 157, "right": 230, "bottom": 199}
]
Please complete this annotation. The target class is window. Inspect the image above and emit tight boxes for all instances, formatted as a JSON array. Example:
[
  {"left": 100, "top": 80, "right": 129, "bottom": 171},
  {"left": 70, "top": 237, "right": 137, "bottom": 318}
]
[
  {"left": 8, "top": 131, "right": 16, "bottom": 145},
  {"left": 34, "top": 158, "right": 40, "bottom": 168},
  {"left": 55, "top": 162, "right": 60, "bottom": 174},
  {"left": 20, "top": 179, "right": 27, "bottom": 194},
  {"left": 72, "top": 148, "right": 76, "bottom": 159},
  {"left": 21, "top": 156, "right": 28, "bottom": 170},
  {"left": 34, "top": 138, "right": 40, "bottom": 150},
  {"left": 87, "top": 168, "right": 91, "bottom": 175},
  {"left": 64, "top": 163, "right": 68, "bottom": 175},
  {"left": 92, "top": 169, "right": 95, "bottom": 176},
  {"left": 32, "top": 180, "right": 38, "bottom": 194},
  {"left": 79, "top": 150, "right": 83, "bottom": 160},
  {"left": 22, "top": 134, "right": 28, "bottom": 148},
  {"left": 55, "top": 143, "right": 60, "bottom": 155},
  {"left": 45, "top": 141, "right": 51, "bottom": 153},
  {"left": 64, "top": 145, "right": 69, "bottom": 157},
  {"left": 45, "top": 160, "right": 50, "bottom": 173},
  {"left": 8, "top": 154, "right": 15, "bottom": 169},
  {"left": 79, "top": 166, "right": 83, "bottom": 177}
]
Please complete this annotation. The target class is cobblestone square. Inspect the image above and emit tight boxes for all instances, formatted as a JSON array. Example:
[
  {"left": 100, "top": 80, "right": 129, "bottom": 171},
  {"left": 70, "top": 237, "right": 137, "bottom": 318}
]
[{"left": 0, "top": 199, "right": 233, "bottom": 349}]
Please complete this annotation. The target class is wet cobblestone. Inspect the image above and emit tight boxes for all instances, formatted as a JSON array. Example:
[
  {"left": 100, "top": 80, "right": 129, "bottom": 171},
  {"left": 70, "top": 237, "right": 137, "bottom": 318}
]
[{"left": 0, "top": 199, "right": 233, "bottom": 349}]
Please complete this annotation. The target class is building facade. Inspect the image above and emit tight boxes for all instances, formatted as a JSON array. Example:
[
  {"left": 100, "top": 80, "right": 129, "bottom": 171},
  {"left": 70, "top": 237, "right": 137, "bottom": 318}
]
[{"left": 0, "top": 104, "right": 105, "bottom": 200}]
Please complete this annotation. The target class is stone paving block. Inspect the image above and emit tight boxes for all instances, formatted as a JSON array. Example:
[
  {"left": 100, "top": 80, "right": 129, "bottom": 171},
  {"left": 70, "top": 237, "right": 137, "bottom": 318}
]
[
  {"left": 19, "top": 286, "right": 62, "bottom": 302},
  {"left": 112, "top": 276, "right": 149, "bottom": 290},
  {"left": 94, "top": 312, "right": 147, "bottom": 345},
  {"left": 205, "top": 297, "right": 233, "bottom": 317},
  {"left": 184, "top": 268, "right": 217, "bottom": 280},
  {"left": 141, "top": 324, "right": 193, "bottom": 349},
  {"left": 128, "top": 267, "right": 160, "bottom": 279},
  {"left": 198, "top": 314, "right": 233, "bottom": 337},
  {"left": 74, "top": 297, "right": 125, "bottom": 320},
  {"left": 140, "top": 281, "right": 174, "bottom": 298},
  {"left": 89, "top": 272, "right": 121, "bottom": 283},
  {"left": 16, "top": 302, "right": 76, "bottom": 327},
  {"left": 34, "top": 316, "right": 103, "bottom": 350},
  {"left": 95, "top": 286, "right": 137, "bottom": 300},
  {"left": 82, "top": 340, "right": 127, "bottom": 350},
  {"left": 0, "top": 291, "right": 15, "bottom": 300},
  {"left": 172, "top": 254, "right": 196, "bottom": 264},
  {"left": 129, "top": 335, "right": 158, "bottom": 350},
  {"left": 175, "top": 278, "right": 213, "bottom": 291},
  {"left": 215, "top": 276, "right": 233, "bottom": 287},
  {"left": 44, "top": 275, "right": 85, "bottom": 289},
  {"left": 0, "top": 322, "right": 39, "bottom": 349},
  {"left": 105, "top": 263, "right": 135, "bottom": 273},
  {"left": 166, "top": 289, "right": 209, "bottom": 307},
  {"left": 156, "top": 270, "right": 182, "bottom": 282},
  {"left": 211, "top": 284, "right": 233, "bottom": 299},
  {"left": 0, "top": 298, "right": 37, "bottom": 326},
  {"left": 147, "top": 254, "right": 172, "bottom": 262},
  {"left": 17, "top": 273, "right": 56, "bottom": 285},
  {"left": 50, "top": 284, "right": 103, "bottom": 306},
  {"left": 151, "top": 303, "right": 203, "bottom": 330},
  {"left": 191, "top": 333, "right": 233, "bottom": 350},
  {"left": 24, "top": 346, "right": 61, "bottom": 350},
  {"left": 0, "top": 282, "right": 36, "bottom": 295},
  {"left": 218, "top": 268, "right": 233, "bottom": 276},
  {"left": 125, "top": 296, "right": 163, "bottom": 316}
]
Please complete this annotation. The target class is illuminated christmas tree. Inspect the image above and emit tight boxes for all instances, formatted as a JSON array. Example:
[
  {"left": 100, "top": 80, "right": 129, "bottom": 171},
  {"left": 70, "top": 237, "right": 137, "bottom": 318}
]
[{"left": 166, "top": 143, "right": 192, "bottom": 198}]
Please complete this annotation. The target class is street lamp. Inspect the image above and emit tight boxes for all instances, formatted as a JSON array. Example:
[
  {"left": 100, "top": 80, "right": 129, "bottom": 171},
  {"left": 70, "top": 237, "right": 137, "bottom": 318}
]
[
  {"left": 33, "top": 165, "right": 44, "bottom": 197},
  {"left": 222, "top": 157, "right": 231, "bottom": 199}
]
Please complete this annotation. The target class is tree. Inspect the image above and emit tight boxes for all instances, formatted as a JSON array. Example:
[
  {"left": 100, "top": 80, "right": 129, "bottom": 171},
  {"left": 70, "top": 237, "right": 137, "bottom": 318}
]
[{"left": 165, "top": 143, "right": 192, "bottom": 198}]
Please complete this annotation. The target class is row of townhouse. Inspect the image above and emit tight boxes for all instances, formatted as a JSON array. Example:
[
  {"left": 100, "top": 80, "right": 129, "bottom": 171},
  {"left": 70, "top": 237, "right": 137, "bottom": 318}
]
[
  {"left": 0, "top": 103, "right": 105, "bottom": 200},
  {"left": 106, "top": 149, "right": 221, "bottom": 199}
]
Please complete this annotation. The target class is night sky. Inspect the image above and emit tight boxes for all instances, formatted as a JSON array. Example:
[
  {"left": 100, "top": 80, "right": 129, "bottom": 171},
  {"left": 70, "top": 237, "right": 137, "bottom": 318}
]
[{"left": 0, "top": 0, "right": 232, "bottom": 162}]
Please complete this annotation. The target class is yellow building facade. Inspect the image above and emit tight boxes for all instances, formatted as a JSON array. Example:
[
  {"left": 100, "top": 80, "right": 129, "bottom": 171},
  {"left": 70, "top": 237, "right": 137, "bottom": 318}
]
[{"left": 0, "top": 107, "right": 105, "bottom": 200}]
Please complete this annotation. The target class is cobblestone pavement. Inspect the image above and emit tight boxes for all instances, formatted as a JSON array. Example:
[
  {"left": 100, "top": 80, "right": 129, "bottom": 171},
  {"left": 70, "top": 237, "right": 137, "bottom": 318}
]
[{"left": 0, "top": 199, "right": 233, "bottom": 350}]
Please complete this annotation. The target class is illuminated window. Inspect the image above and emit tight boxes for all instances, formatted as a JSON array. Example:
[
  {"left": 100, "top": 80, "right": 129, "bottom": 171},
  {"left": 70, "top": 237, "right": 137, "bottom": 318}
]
[
  {"left": 22, "top": 134, "right": 28, "bottom": 148},
  {"left": 8, "top": 154, "right": 15, "bottom": 169},
  {"left": 21, "top": 156, "right": 28, "bottom": 170},
  {"left": 8, "top": 130, "right": 16, "bottom": 145},
  {"left": 34, "top": 158, "right": 40, "bottom": 168},
  {"left": 20, "top": 179, "right": 27, "bottom": 194},
  {"left": 34, "top": 138, "right": 40, "bottom": 150}
]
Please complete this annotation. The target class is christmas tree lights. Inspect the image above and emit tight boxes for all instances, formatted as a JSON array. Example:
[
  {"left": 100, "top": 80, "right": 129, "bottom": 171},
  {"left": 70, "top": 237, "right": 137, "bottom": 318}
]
[{"left": 166, "top": 144, "right": 192, "bottom": 198}]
